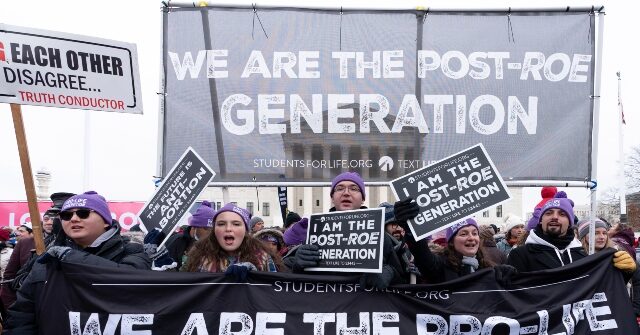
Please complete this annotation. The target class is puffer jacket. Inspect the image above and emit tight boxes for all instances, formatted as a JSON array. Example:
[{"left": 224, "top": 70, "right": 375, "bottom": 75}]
[{"left": 6, "top": 224, "right": 150, "bottom": 334}]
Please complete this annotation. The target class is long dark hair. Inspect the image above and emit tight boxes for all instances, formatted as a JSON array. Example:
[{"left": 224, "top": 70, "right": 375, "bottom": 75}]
[
  {"left": 444, "top": 240, "right": 495, "bottom": 273},
  {"left": 183, "top": 231, "right": 284, "bottom": 272}
]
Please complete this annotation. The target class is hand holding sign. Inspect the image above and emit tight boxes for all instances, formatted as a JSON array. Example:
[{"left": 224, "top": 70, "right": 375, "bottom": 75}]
[
  {"left": 393, "top": 198, "right": 419, "bottom": 229},
  {"left": 292, "top": 244, "right": 320, "bottom": 272},
  {"left": 390, "top": 144, "right": 511, "bottom": 241}
]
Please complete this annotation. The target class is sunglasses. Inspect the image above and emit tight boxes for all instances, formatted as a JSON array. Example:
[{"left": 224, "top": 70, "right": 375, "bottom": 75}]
[{"left": 59, "top": 209, "right": 94, "bottom": 221}]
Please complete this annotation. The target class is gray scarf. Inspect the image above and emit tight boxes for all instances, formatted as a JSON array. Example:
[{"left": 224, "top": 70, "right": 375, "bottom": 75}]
[{"left": 461, "top": 256, "right": 479, "bottom": 273}]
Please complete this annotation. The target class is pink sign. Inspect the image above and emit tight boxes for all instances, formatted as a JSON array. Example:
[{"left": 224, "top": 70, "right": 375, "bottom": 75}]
[{"left": 0, "top": 201, "right": 145, "bottom": 230}]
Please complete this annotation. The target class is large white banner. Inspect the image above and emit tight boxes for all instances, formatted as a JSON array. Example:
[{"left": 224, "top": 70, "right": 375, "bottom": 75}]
[
  {"left": 162, "top": 8, "right": 597, "bottom": 182},
  {"left": 0, "top": 23, "right": 142, "bottom": 114}
]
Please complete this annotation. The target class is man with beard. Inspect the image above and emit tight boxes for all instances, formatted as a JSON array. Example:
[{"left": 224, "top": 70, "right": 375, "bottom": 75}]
[{"left": 507, "top": 194, "right": 636, "bottom": 274}]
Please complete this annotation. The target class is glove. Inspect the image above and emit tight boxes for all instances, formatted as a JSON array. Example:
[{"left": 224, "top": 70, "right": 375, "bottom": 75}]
[
  {"left": 294, "top": 244, "right": 321, "bottom": 271},
  {"left": 360, "top": 265, "right": 395, "bottom": 290},
  {"left": 143, "top": 228, "right": 166, "bottom": 258},
  {"left": 394, "top": 198, "right": 419, "bottom": 229},
  {"left": 144, "top": 228, "right": 166, "bottom": 245},
  {"left": 225, "top": 262, "right": 257, "bottom": 282},
  {"left": 151, "top": 247, "right": 177, "bottom": 271},
  {"left": 613, "top": 250, "right": 637, "bottom": 272},
  {"left": 494, "top": 264, "right": 518, "bottom": 287},
  {"left": 37, "top": 246, "right": 72, "bottom": 264}
]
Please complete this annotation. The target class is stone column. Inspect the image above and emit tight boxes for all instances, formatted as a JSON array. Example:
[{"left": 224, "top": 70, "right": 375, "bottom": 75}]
[
  {"left": 35, "top": 168, "right": 51, "bottom": 200},
  {"left": 323, "top": 145, "right": 331, "bottom": 180},
  {"left": 304, "top": 147, "right": 313, "bottom": 216},
  {"left": 323, "top": 187, "right": 331, "bottom": 212},
  {"left": 361, "top": 148, "right": 370, "bottom": 208}
]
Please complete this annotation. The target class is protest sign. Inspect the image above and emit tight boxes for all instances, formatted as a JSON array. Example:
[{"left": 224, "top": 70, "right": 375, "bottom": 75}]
[
  {"left": 306, "top": 208, "right": 384, "bottom": 273},
  {"left": 138, "top": 147, "right": 215, "bottom": 242},
  {"left": 278, "top": 186, "right": 288, "bottom": 220},
  {"left": 390, "top": 143, "right": 510, "bottom": 241},
  {"left": 0, "top": 23, "right": 142, "bottom": 113},
  {"left": 39, "top": 250, "right": 635, "bottom": 334}
]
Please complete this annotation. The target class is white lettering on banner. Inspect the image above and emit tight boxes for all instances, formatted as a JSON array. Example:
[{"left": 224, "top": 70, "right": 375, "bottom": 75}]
[
  {"left": 0, "top": 206, "right": 142, "bottom": 230},
  {"left": 219, "top": 94, "right": 537, "bottom": 135},
  {"left": 253, "top": 158, "right": 372, "bottom": 169},
  {"left": 168, "top": 50, "right": 228, "bottom": 80},
  {"left": 169, "top": 49, "right": 590, "bottom": 81},
  {"left": 218, "top": 312, "right": 286, "bottom": 335},
  {"left": 181, "top": 313, "right": 209, "bottom": 335},
  {"left": 68, "top": 312, "right": 153, "bottom": 335},
  {"left": 65, "top": 292, "right": 617, "bottom": 333},
  {"left": 413, "top": 292, "right": 617, "bottom": 334},
  {"left": 417, "top": 50, "right": 591, "bottom": 82}
]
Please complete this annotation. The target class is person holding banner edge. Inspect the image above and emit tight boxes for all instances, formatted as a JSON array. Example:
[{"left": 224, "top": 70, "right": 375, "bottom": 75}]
[
  {"left": 6, "top": 191, "right": 151, "bottom": 333},
  {"left": 288, "top": 172, "right": 407, "bottom": 290},
  {"left": 507, "top": 192, "right": 636, "bottom": 274}
]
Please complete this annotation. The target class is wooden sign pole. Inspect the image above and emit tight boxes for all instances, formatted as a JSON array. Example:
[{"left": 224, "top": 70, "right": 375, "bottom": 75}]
[{"left": 10, "top": 103, "right": 46, "bottom": 255}]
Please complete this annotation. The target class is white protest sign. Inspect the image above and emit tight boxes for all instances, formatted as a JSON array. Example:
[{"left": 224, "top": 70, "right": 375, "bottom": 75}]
[{"left": 0, "top": 23, "right": 142, "bottom": 113}]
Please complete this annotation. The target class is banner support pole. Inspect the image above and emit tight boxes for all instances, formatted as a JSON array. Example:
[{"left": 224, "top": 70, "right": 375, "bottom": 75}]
[
  {"left": 10, "top": 103, "right": 46, "bottom": 255},
  {"left": 588, "top": 12, "right": 605, "bottom": 255}
]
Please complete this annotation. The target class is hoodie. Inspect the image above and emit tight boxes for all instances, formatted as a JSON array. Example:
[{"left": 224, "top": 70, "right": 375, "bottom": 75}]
[{"left": 507, "top": 228, "right": 587, "bottom": 272}]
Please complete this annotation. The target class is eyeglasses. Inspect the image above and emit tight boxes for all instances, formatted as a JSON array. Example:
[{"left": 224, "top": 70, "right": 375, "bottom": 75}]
[
  {"left": 334, "top": 185, "right": 361, "bottom": 194},
  {"left": 59, "top": 209, "right": 94, "bottom": 221}
]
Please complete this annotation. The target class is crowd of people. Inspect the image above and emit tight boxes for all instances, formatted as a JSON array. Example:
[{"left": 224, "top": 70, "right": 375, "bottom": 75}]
[{"left": 0, "top": 176, "right": 639, "bottom": 333}]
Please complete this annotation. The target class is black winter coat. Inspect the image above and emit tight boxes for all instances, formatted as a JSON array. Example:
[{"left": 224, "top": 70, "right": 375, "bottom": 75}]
[
  {"left": 165, "top": 227, "right": 196, "bottom": 269},
  {"left": 407, "top": 237, "right": 479, "bottom": 283},
  {"left": 6, "top": 226, "right": 151, "bottom": 334},
  {"left": 506, "top": 230, "right": 586, "bottom": 272},
  {"left": 284, "top": 206, "right": 408, "bottom": 285}
]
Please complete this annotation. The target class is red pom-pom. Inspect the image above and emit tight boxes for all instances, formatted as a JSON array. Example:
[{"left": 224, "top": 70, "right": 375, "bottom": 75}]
[{"left": 540, "top": 186, "right": 557, "bottom": 198}]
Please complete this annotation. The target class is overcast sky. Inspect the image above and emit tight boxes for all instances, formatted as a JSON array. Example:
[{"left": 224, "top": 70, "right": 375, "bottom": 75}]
[{"left": 0, "top": 0, "right": 637, "bottom": 210}]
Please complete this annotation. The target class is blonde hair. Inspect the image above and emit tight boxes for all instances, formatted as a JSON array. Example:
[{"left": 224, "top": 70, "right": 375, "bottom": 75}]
[{"left": 579, "top": 233, "right": 613, "bottom": 253}]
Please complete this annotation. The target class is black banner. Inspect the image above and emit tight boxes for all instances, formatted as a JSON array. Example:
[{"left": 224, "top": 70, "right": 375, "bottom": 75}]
[
  {"left": 39, "top": 250, "right": 637, "bottom": 334},
  {"left": 390, "top": 143, "right": 510, "bottom": 241},
  {"left": 307, "top": 208, "right": 385, "bottom": 273},
  {"left": 278, "top": 186, "right": 288, "bottom": 221},
  {"left": 138, "top": 147, "right": 215, "bottom": 239}
]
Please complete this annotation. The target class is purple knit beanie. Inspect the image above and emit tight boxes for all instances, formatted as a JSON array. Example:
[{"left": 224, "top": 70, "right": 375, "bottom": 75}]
[
  {"left": 445, "top": 218, "right": 479, "bottom": 242},
  {"left": 526, "top": 208, "right": 542, "bottom": 231},
  {"left": 331, "top": 172, "right": 366, "bottom": 200},
  {"left": 61, "top": 191, "right": 112, "bottom": 226},
  {"left": 540, "top": 196, "right": 575, "bottom": 226},
  {"left": 283, "top": 217, "right": 308, "bottom": 246},
  {"left": 189, "top": 201, "right": 216, "bottom": 228},
  {"left": 212, "top": 203, "right": 251, "bottom": 231}
]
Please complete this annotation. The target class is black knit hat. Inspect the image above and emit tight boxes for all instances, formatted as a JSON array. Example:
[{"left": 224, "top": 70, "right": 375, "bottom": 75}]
[{"left": 284, "top": 212, "right": 301, "bottom": 229}]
